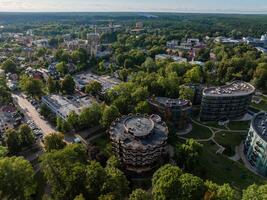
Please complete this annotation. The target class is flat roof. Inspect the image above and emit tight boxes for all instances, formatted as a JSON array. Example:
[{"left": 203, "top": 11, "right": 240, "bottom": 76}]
[
  {"left": 74, "top": 72, "right": 120, "bottom": 92},
  {"left": 109, "top": 114, "right": 168, "bottom": 148},
  {"left": 252, "top": 112, "right": 267, "bottom": 142},
  {"left": 151, "top": 97, "right": 191, "bottom": 108},
  {"left": 42, "top": 94, "right": 96, "bottom": 118},
  {"left": 203, "top": 81, "right": 255, "bottom": 97}
]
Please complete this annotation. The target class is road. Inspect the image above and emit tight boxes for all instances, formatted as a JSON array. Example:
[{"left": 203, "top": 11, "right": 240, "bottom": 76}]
[{"left": 12, "top": 93, "right": 56, "bottom": 135}]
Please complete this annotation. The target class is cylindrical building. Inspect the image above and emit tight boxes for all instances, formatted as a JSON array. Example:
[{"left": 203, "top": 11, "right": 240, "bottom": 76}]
[
  {"left": 148, "top": 97, "right": 192, "bottom": 130},
  {"left": 244, "top": 112, "right": 267, "bottom": 176},
  {"left": 200, "top": 81, "right": 255, "bottom": 121},
  {"left": 108, "top": 114, "right": 169, "bottom": 173}
]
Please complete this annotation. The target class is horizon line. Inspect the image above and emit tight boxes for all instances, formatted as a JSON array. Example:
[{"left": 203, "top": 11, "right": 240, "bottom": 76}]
[{"left": 0, "top": 11, "right": 267, "bottom": 15}]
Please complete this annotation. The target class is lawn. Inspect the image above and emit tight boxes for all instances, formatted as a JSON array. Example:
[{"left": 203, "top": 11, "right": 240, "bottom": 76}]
[
  {"left": 214, "top": 131, "right": 245, "bottom": 156},
  {"left": 201, "top": 121, "right": 227, "bottom": 130},
  {"left": 199, "top": 142, "right": 266, "bottom": 191},
  {"left": 251, "top": 98, "right": 267, "bottom": 112},
  {"left": 183, "top": 122, "right": 213, "bottom": 140},
  {"left": 228, "top": 121, "right": 250, "bottom": 130}
]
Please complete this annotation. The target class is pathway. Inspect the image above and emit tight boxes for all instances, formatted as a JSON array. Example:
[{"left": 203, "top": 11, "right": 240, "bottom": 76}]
[{"left": 179, "top": 118, "right": 246, "bottom": 155}]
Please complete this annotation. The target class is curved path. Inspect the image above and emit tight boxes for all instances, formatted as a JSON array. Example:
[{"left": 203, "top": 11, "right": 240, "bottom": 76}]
[{"left": 179, "top": 118, "right": 247, "bottom": 155}]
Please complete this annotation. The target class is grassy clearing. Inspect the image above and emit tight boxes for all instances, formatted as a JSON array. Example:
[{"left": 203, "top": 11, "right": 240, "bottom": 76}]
[
  {"left": 228, "top": 121, "right": 250, "bottom": 130},
  {"left": 251, "top": 98, "right": 267, "bottom": 112},
  {"left": 199, "top": 141, "right": 266, "bottom": 191},
  {"left": 183, "top": 122, "right": 212, "bottom": 140},
  {"left": 214, "top": 131, "right": 245, "bottom": 156}
]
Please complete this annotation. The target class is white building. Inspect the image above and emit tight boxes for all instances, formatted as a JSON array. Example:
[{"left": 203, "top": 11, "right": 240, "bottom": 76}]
[{"left": 42, "top": 94, "right": 96, "bottom": 120}]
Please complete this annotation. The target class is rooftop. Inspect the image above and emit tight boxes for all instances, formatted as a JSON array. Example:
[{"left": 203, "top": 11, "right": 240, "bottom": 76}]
[
  {"left": 42, "top": 94, "right": 96, "bottom": 119},
  {"left": 252, "top": 112, "right": 267, "bottom": 142},
  {"left": 109, "top": 114, "right": 168, "bottom": 148},
  {"left": 203, "top": 81, "right": 255, "bottom": 97},
  {"left": 150, "top": 97, "right": 191, "bottom": 109},
  {"left": 74, "top": 72, "right": 120, "bottom": 92}
]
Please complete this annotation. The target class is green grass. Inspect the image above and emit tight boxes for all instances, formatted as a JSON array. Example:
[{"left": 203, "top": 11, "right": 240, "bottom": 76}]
[
  {"left": 251, "top": 98, "right": 267, "bottom": 112},
  {"left": 199, "top": 142, "right": 266, "bottom": 191},
  {"left": 201, "top": 121, "right": 227, "bottom": 130},
  {"left": 228, "top": 121, "right": 250, "bottom": 130},
  {"left": 214, "top": 131, "right": 245, "bottom": 156},
  {"left": 215, "top": 131, "right": 245, "bottom": 148},
  {"left": 183, "top": 122, "right": 212, "bottom": 140}
]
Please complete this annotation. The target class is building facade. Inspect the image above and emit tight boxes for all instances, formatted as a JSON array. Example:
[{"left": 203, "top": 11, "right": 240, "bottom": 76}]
[
  {"left": 200, "top": 81, "right": 255, "bottom": 121},
  {"left": 148, "top": 97, "right": 192, "bottom": 130},
  {"left": 244, "top": 112, "right": 267, "bottom": 176},
  {"left": 108, "top": 114, "right": 168, "bottom": 173}
]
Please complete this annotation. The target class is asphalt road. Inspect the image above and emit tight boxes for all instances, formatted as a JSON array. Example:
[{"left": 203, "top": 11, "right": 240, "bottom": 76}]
[{"left": 12, "top": 93, "right": 56, "bottom": 135}]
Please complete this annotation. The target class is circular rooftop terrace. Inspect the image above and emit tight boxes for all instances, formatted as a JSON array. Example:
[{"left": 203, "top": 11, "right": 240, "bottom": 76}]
[{"left": 124, "top": 116, "right": 154, "bottom": 138}]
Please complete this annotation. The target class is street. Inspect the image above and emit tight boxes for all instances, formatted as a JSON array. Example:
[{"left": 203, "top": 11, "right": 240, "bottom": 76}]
[{"left": 12, "top": 93, "right": 56, "bottom": 135}]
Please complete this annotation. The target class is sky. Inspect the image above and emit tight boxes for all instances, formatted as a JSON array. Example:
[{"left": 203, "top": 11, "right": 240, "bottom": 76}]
[{"left": 0, "top": 0, "right": 266, "bottom": 13}]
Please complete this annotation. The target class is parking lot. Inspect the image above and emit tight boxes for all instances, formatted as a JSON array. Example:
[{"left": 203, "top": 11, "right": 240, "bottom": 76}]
[{"left": 12, "top": 93, "right": 56, "bottom": 136}]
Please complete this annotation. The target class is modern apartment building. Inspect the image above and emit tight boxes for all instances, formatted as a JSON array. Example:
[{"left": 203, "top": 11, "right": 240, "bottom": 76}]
[
  {"left": 200, "top": 81, "right": 255, "bottom": 121},
  {"left": 148, "top": 97, "right": 192, "bottom": 130},
  {"left": 108, "top": 114, "right": 169, "bottom": 173},
  {"left": 244, "top": 112, "right": 267, "bottom": 176}
]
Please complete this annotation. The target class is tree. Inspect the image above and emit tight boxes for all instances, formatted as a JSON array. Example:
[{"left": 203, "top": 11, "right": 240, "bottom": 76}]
[
  {"left": 129, "top": 189, "right": 151, "bottom": 200},
  {"left": 98, "top": 194, "right": 116, "bottom": 200},
  {"left": 4, "top": 129, "right": 21, "bottom": 153},
  {"left": 67, "top": 111, "right": 80, "bottom": 130},
  {"left": 176, "top": 139, "right": 203, "bottom": 172},
  {"left": 253, "top": 63, "right": 267, "bottom": 92},
  {"left": 4, "top": 124, "right": 35, "bottom": 153},
  {"left": 102, "top": 167, "right": 129, "bottom": 200},
  {"left": 74, "top": 194, "right": 86, "bottom": 200},
  {"left": 152, "top": 164, "right": 183, "bottom": 200},
  {"left": 0, "top": 157, "right": 36, "bottom": 199},
  {"left": 124, "top": 58, "right": 134, "bottom": 69},
  {"left": 106, "top": 155, "right": 120, "bottom": 169},
  {"left": 0, "top": 78, "right": 12, "bottom": 106},
  {"left": 79, "top": 103, "right": 103, "bottom": 129},
  {"left": 118, "top": 68, "right": 128, "bottom": 82},
  {"left": 1, "top": 58, "right": 16, "bottom": 73},
  {"left": 0, "top": 146, "right": 8, "bottom": 157},
  {"left": 18, "top": 124, "right": 35, "bottom": 147},
  {"left": 85, "top": 161, "right": 107, "bottom": 199},
  {"left": 242, "top": 184, "right": 267, "bottom": 200},
  {"left": 61, "top": 75, "right": 75, "bottom": 94},
  {"left": 85, "top": 81, "right": 103, "bottom": 96},
  {"left": 184, "top": 66, "right": 202, "bottom": 84},
  {"left": 101, "top": 105, "right": 120, "bottom": 127},
  {"left": 47, "top": 76, "right": 60, "bottom": 94},
  {"left": 44, "top": 132, "right": 66, "bottom": 152},
  {"left": 142, "top": 57, "right": 157, "bottom": 73},
  {"left": 179, "top": 173, "right": 205, "bottom": 200},
  {"left": 20, "top": 75, "right": 43, "bottom": 97},
  {"left": 56, "top": 61, "right": 68, "bottom": 75},
  {"left": 135, "top": 101, "right": 151, "bottom": 114},
  {"left": 204, "top": 181, "right": 239, "bottom": 200},
  {"left": 40, "top": 144, "right": 88, "bottom": 200},
  {"left": 179, "top": 85, "right": 195, "bottom": 102}
]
